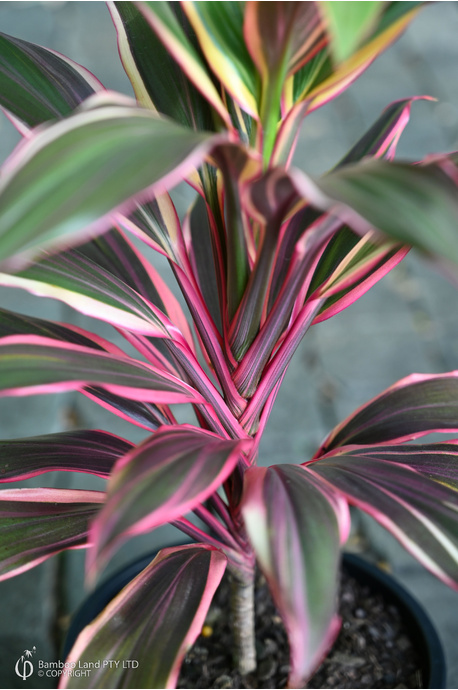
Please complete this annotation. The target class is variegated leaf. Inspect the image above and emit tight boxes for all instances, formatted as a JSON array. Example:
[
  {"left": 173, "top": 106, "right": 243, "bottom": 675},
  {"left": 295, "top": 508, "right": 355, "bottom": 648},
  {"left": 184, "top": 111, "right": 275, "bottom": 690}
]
[
  {"left": 0, "top": 308, "right": 173, "bottom": 430},
  {"left": 136, "top": 1, "right": 232, "bottom": 127},
  {"left": 0, "top": 430, "right": 132, "bottom": 482},
  {"left": 309, "top": 451, "right": 458, "bottom": 588},
  {"left": 88, "top": 426, "right": 250, "bottom": 576},
  {"left": 183, "top": 1, "right": 258, "bottom": 118},
  {"left": 0, "top": 94, "right": 226, "bottom": 270},
  {"left": 0, "top": 335, "right": 203, "bottom": 404},
  {"left": 241, "top": 464, "right": 350, "bottom": 687},
  {"left": 0, "top": 488, "right": 105, "bottom": 580},
  {"left": 316, "top": 372, "right": 458, "bottom": 456},
  {"left": 62, "top": 545, "right": 226, "bottom": 689},
  {"left": 110, "top": 2, "right": 217, "bottom": 131},
  {"left": 0, "top": 30, "right": 102, "bottom": 131}
]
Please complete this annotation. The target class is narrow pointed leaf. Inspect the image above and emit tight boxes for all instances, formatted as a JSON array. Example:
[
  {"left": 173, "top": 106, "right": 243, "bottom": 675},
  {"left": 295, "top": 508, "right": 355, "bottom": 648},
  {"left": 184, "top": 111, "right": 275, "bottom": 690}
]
[
  {"left": 63, "top": 545, "right": 226, "bottom": 689},
  {"left": 0, "top": 488, "right": 105, "bottom": 580},
  {"left": 0, "top": 430, "right": 133, "bottom": 482},
  {"left": 241, "top": 464, "right": 350, "bottom": 687},
  {"left": 119, "top": 193, "right": 185, "bottom": 265},
  {"left": 310, "top": 453, "right": 458, "bottom": 589},
  {"left": 0, "top": 246, "right": 183, "bottom": 338},
  {"left": 273, "top": 97, "right": 418, "bottom": 306},
  {"left": 326, "top": 442, "right": 458, "bottom": 491},
  {"left": 110, "top": 2, "right": 217, "bottom": 131},
  {"left": 308, "top": 231, "right": 408, "bottom": 324},
  {"left": 0, "top": 30, "right": 102, "bottom": 130},
  {"left": 337, "top": 97, "right": 432, "bottom": 166},
  {"left": 82, "top": 386, "right": 173, "bottom": 431},
  {"left": 0, "top": 335, "right": 203, "bottom": 404},
  {"left": 0, "top": 308, "right": 173, "bottom": 430},
  {"left": 243, "top": 2, "right": 326, "bottom": 160},
  {"left": 317, "top": 372, "right": 458, "bottom": 455},
  {"left": 183, "top": 1, "right": 258, "bottom": 117},
  {"left": 0, "top": 97, "right": 226, "bottom": 270},
  {"left": 320, "top": 2, "right": 385, "bottom": 64},
  {"left": 136, "top": 1, "right": 232, "bottom": 127},
  {"left": 89, "top": 426, "right": 249, "bottom": 575}
]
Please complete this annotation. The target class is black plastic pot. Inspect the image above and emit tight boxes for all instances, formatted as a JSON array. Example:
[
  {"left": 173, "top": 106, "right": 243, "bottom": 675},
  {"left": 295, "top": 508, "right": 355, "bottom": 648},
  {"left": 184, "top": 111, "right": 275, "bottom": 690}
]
[{"left": 63, "top": 551, "right": 446, "bottom": 688}]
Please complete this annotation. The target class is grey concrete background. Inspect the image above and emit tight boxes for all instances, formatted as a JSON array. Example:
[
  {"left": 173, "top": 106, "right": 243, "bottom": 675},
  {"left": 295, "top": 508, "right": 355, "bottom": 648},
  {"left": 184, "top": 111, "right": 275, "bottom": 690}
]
[{"left": 0, "top": 1, "right": 458, "bottom": 687}]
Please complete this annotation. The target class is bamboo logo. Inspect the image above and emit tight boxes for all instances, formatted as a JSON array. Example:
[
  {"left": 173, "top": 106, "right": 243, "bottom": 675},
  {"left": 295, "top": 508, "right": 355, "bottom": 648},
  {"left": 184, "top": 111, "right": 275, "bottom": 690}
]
[{"left": 15, "top": 646, "right": 36, "bottom": 680}]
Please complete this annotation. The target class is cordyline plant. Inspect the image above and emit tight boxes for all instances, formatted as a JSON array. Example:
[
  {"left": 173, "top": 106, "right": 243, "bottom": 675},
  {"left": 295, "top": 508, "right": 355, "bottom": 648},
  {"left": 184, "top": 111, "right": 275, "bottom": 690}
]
[{"left": 0, "top": 1, "right": 458, "bottom": 688}]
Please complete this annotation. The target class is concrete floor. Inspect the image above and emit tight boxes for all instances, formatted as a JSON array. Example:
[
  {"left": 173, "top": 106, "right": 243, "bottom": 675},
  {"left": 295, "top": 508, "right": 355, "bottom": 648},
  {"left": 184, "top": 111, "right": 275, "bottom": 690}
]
[{"left": 0, "top": 1, "right": 458, "bottom": 687}]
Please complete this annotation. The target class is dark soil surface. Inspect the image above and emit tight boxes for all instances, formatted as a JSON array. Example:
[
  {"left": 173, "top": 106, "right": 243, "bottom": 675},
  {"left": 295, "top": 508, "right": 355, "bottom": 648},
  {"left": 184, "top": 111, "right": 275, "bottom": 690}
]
[{"left": 178, "top": 563, "right": 424, "bottom": 689}]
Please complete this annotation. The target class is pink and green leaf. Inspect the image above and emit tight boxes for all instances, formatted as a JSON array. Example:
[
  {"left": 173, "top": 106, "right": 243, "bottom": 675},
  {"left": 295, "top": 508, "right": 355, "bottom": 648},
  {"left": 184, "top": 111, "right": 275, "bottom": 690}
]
[
  {"left": 82, "top": 386, "right": 174, "bottom": 431},
  {"left": 0, "top": 488, "right": 104, "bottom": 580},
  {"left": 0, "top": 30, "right": 102, "bottom": 131},
  {"left": 325, "top": 442, "right": 458, "bottom": 491},
  {"left": 241, "top": 464, "right": 350, "bottom": 687},
  {"left": 62, "top": 545, "right": 226, "bottom": 689},
  {"left": 272, "top": 96, "right": 419, "bottom": 305},
  {"left": 308, "top": 230, "right": 408, "bottom": 324},
  {"left": 0, "top": 307, "right": 174, "bottom": 430},
  {"left": 337, "top": 97, "right": 433, "bottom": 166},
  {"left": 0, "top": 96, "right": 226, "bottom": 271},
  {"left": 309, "top": 452, "right": 458, "bottom": 589},
  {"left": 0, "top": 430, "right": 132, "bottom": 482},
  {"left": 0, "top": 335, "right": 203, "bottom": 404},
  {"left": 316, "top": 372, "right": 458, "bottom": 456},
  {"left": 0, "top": 237, "right": 194, "bottom": 342},
  {"left": 88, "top": 425, "right": 250, "bottom": 577}
]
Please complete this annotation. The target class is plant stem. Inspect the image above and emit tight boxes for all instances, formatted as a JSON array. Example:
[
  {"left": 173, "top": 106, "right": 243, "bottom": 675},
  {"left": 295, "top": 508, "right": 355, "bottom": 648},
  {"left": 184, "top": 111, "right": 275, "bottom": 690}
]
[{"left": 229, "top": 567, "right": 257, "bottom": 676}]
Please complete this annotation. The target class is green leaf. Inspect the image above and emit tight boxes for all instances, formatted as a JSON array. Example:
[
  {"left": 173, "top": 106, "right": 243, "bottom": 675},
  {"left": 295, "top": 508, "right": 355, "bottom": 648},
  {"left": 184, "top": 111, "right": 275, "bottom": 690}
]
[
  {"left": 0, "top": 31, "right": 101, "bottom": 129},
  {"left": 300, "top": 158, "right": 458, "bottom": 268},
  {"left": 0, "top": 96, "right": 224, "bottom": 270},
  {"left": 110, "top": 2, "right": 217, "bottom": 131},
  {"left": 63, "top": 545, "right": 226, "bottom": 689},
  {"left": 183, "top": 1, "right": 258, "bottom": 117},
  {"left": 292, "top": 3, "right": 421, "bottom": 112},
  {"left": 320, "top": 2, "right": 385, "bottom": 64},
  {"left": 137, "top": 1, "right": 232, "bottom": 127}
]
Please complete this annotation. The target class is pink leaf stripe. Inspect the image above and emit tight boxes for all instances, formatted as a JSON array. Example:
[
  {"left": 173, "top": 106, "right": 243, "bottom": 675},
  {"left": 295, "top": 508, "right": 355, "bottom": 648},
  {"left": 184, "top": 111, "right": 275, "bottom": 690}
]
[
  {"left": 241, "top": 464, "right": 350, "bottom": 686},
  {"left": 0, "top": 335, "right": 204, "bottom": 404},
  {"left": 62, "top": 545, "right": 226, "bottom": 689},
  {"left": 0, "top": 488, "right": 105, "bottom": 580},
  {"left": 88, "top": 425, "right": 251, "bottom": 578}
]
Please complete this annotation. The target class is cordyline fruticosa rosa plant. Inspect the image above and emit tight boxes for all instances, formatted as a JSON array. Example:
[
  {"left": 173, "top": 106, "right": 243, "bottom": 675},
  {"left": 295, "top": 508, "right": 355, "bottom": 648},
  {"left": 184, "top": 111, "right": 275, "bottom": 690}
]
[{"left": 0, "top": 1, "right": 458, "bottom": 687}]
